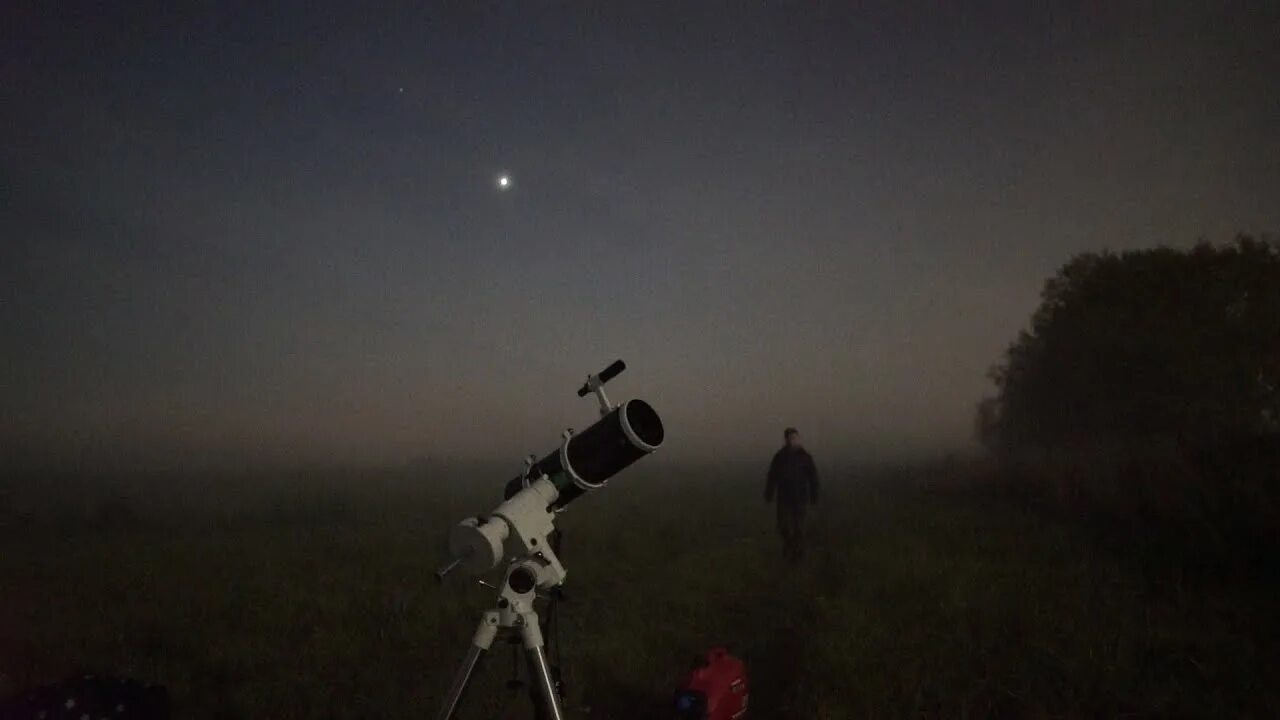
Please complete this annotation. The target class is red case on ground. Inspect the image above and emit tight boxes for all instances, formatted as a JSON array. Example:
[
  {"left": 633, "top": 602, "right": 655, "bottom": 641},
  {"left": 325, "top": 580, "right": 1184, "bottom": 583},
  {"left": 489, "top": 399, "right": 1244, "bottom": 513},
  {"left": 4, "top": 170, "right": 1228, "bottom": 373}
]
[{"left": 674, "top": 647, "right": 748, "bottom": 720}]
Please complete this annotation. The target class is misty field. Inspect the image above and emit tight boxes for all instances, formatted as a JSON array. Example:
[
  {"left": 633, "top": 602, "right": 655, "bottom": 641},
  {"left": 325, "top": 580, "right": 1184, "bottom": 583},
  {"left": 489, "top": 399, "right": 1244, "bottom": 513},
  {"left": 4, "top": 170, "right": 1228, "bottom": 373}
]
[{"left": 1, "top": 465, "right": 1276, "bottom": 718}]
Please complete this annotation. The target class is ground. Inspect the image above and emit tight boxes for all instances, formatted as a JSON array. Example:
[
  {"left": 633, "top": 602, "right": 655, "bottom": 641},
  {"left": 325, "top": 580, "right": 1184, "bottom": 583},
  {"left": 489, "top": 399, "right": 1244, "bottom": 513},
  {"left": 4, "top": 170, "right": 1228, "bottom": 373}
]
[{"left": 1, "top": 465, "right": 1275, "bottom": 718}]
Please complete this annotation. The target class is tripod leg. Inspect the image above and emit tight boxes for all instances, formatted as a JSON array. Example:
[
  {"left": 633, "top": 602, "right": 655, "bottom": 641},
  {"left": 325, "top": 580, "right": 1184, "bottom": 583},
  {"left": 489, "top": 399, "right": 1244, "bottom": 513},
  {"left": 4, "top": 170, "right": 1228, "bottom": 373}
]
[
  {"left": 519, "top": 612, "right": 566, "bottom": 720},
  {"left": 437, "top": 611, "right": 501, "bottom": 720},
  {"left": 436, "top": 645, "right": 483, "bottom": 720},
  {"left": 527, "top": 597, "right": 561, "bottom": 720},
  {"left": 527, "top": 646, "right": 566, "bottom": 720}
]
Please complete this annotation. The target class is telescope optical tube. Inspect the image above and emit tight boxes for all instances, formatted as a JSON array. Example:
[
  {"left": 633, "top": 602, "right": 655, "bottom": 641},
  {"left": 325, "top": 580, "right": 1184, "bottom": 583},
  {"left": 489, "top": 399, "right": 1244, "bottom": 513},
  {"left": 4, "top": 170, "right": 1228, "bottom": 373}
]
[{"left": 504, "top": 398, "right": 663, "bottom": 509}]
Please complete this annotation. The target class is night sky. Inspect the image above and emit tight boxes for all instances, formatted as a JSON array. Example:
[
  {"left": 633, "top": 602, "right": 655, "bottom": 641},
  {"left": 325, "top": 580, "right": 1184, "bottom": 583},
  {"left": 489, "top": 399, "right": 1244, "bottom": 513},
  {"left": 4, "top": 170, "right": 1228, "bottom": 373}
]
[{"left": 3, "top": 3, "right": 1278, "bottom": 472}]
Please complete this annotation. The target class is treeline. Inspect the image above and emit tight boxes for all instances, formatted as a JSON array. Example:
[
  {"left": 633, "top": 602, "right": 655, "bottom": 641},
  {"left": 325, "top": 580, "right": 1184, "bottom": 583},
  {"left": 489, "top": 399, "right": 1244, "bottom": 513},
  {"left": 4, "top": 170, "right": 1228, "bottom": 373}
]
[{"left": 976, "top": 235, "right": 1279, "bottom": 566}]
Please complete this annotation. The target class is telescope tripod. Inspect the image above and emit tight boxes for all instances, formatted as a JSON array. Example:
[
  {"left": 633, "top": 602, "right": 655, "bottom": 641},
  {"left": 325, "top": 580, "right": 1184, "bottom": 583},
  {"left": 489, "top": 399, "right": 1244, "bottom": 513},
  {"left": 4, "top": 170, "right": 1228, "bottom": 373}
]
[{"left": 437, "top": 541, "right": 567, "bottom": 720}]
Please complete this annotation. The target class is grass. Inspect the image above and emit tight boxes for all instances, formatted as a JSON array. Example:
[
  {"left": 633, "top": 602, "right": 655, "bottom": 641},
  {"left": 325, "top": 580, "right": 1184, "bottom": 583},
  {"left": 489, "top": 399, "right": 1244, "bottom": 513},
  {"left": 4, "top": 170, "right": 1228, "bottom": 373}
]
[{"left": 1, "top": 463, "right": 1276, "bottom": 718}]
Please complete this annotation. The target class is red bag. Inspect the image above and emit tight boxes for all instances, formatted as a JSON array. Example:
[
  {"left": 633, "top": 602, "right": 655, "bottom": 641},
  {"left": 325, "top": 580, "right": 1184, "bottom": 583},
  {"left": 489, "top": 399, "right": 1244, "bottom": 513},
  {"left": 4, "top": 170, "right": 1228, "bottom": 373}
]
[{"left": 673, "top": 647, "right": 748, "bottom": 719}]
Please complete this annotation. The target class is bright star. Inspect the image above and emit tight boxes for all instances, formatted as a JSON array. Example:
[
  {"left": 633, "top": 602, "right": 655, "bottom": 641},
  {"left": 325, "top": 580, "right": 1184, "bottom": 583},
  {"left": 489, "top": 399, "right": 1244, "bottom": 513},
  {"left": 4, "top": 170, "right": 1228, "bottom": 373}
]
[{"left": 497, "top": 174, "right": 512, "bottom": 190}]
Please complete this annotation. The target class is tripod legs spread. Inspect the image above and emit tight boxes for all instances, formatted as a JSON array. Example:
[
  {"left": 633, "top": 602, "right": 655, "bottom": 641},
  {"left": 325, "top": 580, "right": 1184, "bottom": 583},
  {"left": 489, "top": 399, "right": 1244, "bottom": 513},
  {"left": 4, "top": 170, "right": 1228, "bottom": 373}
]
[{"left": 436, "top": 608, "right": 565, "bottom": 720}]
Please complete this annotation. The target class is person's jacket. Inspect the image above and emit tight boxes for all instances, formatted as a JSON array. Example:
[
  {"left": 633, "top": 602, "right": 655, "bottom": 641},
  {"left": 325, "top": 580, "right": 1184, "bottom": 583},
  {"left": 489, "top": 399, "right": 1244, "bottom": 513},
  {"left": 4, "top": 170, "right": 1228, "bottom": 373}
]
[{"left": 765, "top": 446, "right": 819, "bottom": 507}]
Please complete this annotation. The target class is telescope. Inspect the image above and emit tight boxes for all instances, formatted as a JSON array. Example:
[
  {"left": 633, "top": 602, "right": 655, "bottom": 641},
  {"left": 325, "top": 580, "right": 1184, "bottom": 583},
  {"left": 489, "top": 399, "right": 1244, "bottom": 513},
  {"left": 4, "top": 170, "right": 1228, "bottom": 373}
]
[
  {"left": 434, "top": 360, "right": 664, "bottom": 720},
  {"left": 503, "top": 364, "right": 663, "bottom": 506}
]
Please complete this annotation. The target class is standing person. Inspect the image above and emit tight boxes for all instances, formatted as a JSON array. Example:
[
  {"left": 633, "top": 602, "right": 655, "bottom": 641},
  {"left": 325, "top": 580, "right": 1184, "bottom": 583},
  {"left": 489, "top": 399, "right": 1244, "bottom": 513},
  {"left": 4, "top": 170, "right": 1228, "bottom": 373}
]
[{"left": 764, "top": 427, "right": 819, "bottom": 563}]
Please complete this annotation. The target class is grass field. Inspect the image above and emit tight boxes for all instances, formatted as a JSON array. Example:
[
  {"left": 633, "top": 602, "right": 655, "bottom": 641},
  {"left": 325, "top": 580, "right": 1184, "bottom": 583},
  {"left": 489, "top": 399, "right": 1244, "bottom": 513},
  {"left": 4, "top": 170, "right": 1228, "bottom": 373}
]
[{"left": 1, "top": 464, "right": 1276, "bottom": 718}]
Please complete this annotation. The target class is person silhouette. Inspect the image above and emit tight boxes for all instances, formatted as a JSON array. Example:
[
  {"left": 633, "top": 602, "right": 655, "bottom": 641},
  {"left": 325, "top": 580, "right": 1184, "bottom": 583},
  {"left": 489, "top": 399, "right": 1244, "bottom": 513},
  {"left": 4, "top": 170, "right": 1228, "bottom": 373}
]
[{"left": 764, "top": 427, "right": 819, "bottom": 564}]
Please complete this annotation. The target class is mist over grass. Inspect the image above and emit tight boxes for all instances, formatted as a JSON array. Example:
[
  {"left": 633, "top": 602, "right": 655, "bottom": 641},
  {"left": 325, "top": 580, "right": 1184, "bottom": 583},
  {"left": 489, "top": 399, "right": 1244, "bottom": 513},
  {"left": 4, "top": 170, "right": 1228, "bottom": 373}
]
[{"left": 2, "top": 461, "right": 1275, "bottom": 718}]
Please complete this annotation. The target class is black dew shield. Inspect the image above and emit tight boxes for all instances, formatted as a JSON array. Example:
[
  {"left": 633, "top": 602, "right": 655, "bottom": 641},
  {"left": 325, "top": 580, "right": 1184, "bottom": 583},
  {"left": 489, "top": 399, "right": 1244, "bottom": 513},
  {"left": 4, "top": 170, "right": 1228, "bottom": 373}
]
[{"left": 505, "top": 399, "right": 664, "bottom": 507}]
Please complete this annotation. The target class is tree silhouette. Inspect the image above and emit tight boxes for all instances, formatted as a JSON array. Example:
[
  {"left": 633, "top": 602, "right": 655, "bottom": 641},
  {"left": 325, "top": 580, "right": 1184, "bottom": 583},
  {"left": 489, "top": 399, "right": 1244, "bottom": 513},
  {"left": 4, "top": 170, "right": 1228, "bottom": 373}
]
[{"left": 983, "top": 235, "right": 1280, "bottom": 453}]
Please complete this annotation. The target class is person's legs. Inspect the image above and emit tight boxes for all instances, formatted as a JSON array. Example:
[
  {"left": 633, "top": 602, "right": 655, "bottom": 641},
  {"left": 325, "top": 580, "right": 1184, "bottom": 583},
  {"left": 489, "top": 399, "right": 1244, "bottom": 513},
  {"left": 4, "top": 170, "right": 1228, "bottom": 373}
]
[
  {"left": 776, "top": 505, "right": 795, "bottom": 560},
  {"left": 790, "top": 504, "right": 807, "bottom": 562},
  {"left": 778, "top": 503, "right": 804, "bottom": 564},
  {"left": 791, "top": 517, "right": 803, "bottom": 562}
]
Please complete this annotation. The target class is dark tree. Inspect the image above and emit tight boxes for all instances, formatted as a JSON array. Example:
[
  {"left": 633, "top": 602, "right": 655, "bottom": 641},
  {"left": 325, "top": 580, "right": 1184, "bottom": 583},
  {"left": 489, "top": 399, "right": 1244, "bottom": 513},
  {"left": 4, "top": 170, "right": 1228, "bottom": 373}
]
[{"left": 983, "top": 235, "right": 1280, "bottom": 453}]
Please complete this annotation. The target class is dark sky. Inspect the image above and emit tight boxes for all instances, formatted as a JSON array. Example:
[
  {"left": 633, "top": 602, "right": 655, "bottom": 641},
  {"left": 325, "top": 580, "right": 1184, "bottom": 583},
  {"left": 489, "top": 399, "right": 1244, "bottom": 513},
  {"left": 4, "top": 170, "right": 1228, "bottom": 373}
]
[{"left": 3, "top": 2, "right": 1278, "bottom": 472}]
